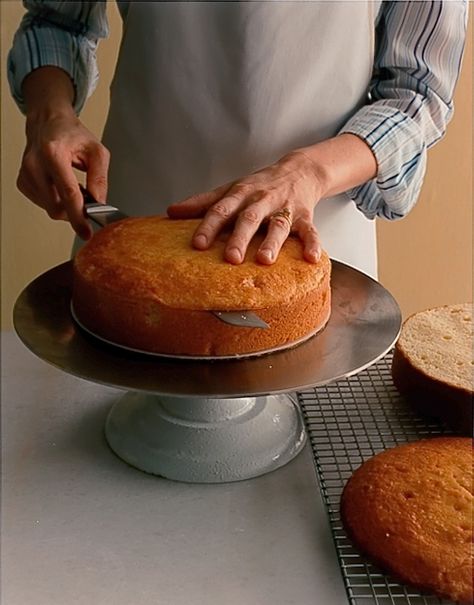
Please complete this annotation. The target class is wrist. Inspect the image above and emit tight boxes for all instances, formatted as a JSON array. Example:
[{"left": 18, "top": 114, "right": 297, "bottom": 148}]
[
  {"left": 284, "top": 149, "right": 332, "bottom": 199},
  {"left": 278, "top": 150, "right": 329, "bottom": 201},
  {"left": 292, "top": 134, "right": 378, "bottom": 199}
]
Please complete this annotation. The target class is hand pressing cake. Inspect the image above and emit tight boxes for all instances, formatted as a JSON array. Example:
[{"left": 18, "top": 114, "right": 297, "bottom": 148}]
[
  {"left": 392, "top": 303, "right": 473, "bottom": 434},
  {"left": 72, "top": 217, "right": 331, "bottom": 357},
  {"left": 341, "top": 437, "right": 473, "bottom": 604}
]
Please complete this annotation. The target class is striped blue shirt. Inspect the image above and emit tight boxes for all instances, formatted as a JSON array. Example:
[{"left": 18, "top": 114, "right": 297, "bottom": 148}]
[{"left": 7, "top": 1, "right": 468, "bottom": 221}]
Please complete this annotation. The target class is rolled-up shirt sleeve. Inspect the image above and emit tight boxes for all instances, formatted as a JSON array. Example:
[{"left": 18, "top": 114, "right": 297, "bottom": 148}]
[
  {"left": 340, "top": 0, "right": 468, "bottom": 220},
  {"left": 7, "top": 0, "right": 108, "bottom": 114}
]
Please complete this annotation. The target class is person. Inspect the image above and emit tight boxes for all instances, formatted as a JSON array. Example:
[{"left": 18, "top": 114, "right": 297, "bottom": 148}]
[{"left": 8, "top": 1, "right": 468, "bottom": 278}]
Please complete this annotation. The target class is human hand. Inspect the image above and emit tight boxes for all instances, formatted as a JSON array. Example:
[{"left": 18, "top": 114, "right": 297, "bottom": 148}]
[
  {"left": 17, "top": 110, "right": 109, "bottom": 240},
  {"left": 18, "top": 67, "right": 109, "bottom": 240},
  {"left": 167, "top": 151, "right": 324, "bottom": 265}
]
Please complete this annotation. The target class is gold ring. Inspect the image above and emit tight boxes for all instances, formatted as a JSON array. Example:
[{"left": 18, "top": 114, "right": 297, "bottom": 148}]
[{"left": 270, "top": 208, "right": 292, "bottom": 229}]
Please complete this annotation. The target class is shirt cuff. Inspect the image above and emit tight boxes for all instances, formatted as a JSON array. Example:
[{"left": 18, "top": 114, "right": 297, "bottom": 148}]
[
  {"left": 7, "top": 25, "right": 99, "bottom": 115},
  {"left": 339, "top": 104, "right": 428, "bottom": 221}
]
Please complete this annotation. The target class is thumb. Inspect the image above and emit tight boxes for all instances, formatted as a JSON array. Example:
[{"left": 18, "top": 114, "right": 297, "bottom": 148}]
[{"left": 85, "top": 144, "right": 110, "bottom": 203}]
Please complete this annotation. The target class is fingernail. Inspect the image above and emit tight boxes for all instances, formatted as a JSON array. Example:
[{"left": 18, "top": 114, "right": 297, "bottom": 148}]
[
  {"left": 261, "top": 248, "right": 274, "bottom": 262},
  {"left": 194, "top": 234, "right": 208, "bottom": 248},
  {"left": 227, "top": 247, "right": 242, "bottom": 263}
]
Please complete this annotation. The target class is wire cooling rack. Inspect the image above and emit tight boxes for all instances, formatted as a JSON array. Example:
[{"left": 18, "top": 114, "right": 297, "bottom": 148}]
[{"left": 298, "top": 351, "right": 456, "bottom": 605}]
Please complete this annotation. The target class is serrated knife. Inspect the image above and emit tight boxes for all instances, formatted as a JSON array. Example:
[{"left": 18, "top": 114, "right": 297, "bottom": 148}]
[{"left": 80, "top": 186, "right": 269, "bottom": 329}]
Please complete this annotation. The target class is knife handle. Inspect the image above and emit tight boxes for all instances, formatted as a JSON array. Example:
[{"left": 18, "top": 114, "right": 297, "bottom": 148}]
[
  {"left": 80, "top": 185, "right": 120, "bottom": 216},
  {"left": 79, "top": 184, "right": 98, "bottom": 207}
]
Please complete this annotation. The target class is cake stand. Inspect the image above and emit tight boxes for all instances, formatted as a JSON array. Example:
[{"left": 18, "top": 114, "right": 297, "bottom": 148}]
[{"left": 13, "top": 260, "right": 401, "bottom": 483}]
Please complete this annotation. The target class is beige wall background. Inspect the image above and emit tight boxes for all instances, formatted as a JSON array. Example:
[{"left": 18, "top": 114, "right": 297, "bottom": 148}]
[{"left": 1, "top": 2, "right": 472, "bottom": 329}]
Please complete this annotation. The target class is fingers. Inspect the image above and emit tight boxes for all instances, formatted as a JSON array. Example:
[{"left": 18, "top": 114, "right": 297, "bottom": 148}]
[
  {"left": 293, "top": 217, "right": 322, "bottom": 263},
  {"left": 223, "top": 201, "right": 270, "bottom": 264},
  {"left": 17, "top": 167, "right": 67, "bottom": 221},
  {"left": 191, "top": 184, "right": 260, "bottom": 251},
  {"left": 47, "top": 152, "right": 92, "bottom": 240},
  {"left": 85, "top": 145, "right": 110, "bottom": 203},
  {"left": 255, "top": 214, "right": 321, "bottom": 265},
  {"left": 18, "top": 142, "right": 110, "bottom": 239},
  {"left": 167, "top": 183, "right": 232, "bottom": 218},
  {"left": 186, "top": 186, "right": 320, "bottom": 265},
  {"left": 256, "top": 207, "right": 293, "bottom": 265}
]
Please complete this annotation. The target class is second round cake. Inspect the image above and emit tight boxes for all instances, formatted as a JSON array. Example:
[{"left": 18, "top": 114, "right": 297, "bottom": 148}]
[
  {"left": 341, "top": 437, "right": 473, "bottom": 604},
  {"left": 72, "top": 217, "right": 331, "bottom": 357}
]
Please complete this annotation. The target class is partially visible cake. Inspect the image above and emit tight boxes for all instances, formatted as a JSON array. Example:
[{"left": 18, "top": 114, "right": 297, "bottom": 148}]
[
  {"left": 341, "top": 437, "right": 473, "bottom": 604},
  {"left": 72, "top": 217, "right": 331, "bottom": 357},
  {"left": 392, "top": 303, "right": 473, "bottom": 434}
]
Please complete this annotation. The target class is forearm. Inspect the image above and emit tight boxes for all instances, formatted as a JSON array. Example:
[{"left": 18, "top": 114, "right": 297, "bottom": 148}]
[
  {"left": 338, "top": 1, "right": 467, "bottom": 220},
  {"left": 7, "top": 1, "right": 108, "bottom": 114},
  {"left": 291, "top": 133, "right": 378, "bottom": 200},
  {"left": 23, "top": 67, "right": 76, "bottom": 122}
]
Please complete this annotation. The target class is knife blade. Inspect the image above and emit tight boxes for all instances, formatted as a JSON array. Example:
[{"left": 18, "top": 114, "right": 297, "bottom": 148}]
[
  {"left": 211, "top": 311, "right": 269, "bottom": 329},
  {"left": 80, "top": 186, "right": 269, "bottom": 329},
  {"left": 81, "top": 185, "right": 128, "bottom": 227}
]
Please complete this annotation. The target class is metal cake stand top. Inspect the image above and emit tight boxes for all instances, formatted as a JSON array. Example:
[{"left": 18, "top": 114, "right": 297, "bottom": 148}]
[{"left": 13, "top": 260, "right": 401, "bottom": 398}]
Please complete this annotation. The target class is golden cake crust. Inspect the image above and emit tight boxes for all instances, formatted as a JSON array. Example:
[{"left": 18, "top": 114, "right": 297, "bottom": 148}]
[
  {"left": 341, "top": 438, "right": 473, "bottom": 604},
  {"left": 72, "top": 217, "right": 331, "bottom": 356}
]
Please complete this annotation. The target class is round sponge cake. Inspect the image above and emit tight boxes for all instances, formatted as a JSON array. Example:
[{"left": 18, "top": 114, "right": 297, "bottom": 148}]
[
  {"left": 72, "top": 217, "right": 331, "bottom": 357},
  {"left": 341, "top": 437, "right": 473, "bottom": 604},
  {"left": 392, "top": 303, "right": 473, "bottom": 434}
]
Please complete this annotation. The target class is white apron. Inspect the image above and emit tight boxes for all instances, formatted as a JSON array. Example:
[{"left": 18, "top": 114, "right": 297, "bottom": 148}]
[{"left": 101, "top": 1, "right": 381, "bottom": 277}]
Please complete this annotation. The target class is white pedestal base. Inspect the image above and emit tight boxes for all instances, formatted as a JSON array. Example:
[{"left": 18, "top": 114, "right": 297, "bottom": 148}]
[{"left": 105, "top": 393, "right": 306, "bottom": 483}]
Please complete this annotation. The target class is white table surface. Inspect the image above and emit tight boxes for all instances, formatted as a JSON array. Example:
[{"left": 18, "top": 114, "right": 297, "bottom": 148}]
[{"left": 1, "top": 331, "right": 348, "bottom": 605}]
